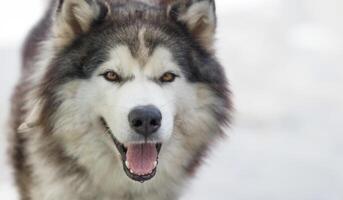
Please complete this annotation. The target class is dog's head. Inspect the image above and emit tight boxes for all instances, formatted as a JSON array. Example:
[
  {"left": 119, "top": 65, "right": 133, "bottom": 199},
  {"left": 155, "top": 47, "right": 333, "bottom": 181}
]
[{"left": 25, "top": 0, "right": 231, "bottom": 183}]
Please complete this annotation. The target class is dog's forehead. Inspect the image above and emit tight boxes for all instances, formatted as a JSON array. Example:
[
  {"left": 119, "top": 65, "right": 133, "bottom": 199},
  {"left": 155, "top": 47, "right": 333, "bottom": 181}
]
[{"left": 101, "top": 43, "right": 178, "bottom": 76}]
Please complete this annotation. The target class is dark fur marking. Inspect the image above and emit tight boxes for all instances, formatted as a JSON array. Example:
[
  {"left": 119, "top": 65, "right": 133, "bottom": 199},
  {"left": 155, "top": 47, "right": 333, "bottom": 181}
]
[{"left": 11, "top": 1, "right": 232, "bottom": 199}]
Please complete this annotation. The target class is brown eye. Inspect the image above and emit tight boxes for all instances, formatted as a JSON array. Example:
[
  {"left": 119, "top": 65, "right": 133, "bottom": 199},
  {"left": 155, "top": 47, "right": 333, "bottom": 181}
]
[
  {"left": 103, "top": 71, "right": 121, "bottom": 82},
  {"left": 160, "top": 72, "right": 178, "bottom": 83}
]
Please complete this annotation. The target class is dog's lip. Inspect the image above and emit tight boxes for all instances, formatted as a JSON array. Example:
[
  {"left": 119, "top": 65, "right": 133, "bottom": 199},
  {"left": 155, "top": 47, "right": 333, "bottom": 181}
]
[{"left": 100, "top": 118, "right": 162, "bottom": 183}]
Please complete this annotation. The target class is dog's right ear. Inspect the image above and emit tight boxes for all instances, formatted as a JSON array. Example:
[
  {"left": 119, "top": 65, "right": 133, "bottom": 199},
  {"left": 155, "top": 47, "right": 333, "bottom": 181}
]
[{"left": 53, "top": 0, "right": 110, "bottom": 47}]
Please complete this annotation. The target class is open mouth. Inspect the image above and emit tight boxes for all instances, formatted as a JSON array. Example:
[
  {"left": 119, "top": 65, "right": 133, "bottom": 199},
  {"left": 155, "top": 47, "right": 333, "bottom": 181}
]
[{"left": 101, "top": 118, "right": 162, "bottom": 183}]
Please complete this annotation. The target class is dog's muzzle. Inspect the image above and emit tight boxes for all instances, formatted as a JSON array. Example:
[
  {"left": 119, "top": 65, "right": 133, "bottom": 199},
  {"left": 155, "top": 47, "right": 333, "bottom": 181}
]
[{"left": 101, "top": 105, "right": 163, "bottom": 183}]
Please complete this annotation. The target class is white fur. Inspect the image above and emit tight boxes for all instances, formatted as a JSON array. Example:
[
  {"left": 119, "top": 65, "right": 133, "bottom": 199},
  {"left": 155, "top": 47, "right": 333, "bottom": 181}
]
[
  {"left": 86, "top": 46, "right": 180, "bottom": 144},
  {"left": 16, "top": 2, "right": 227, "bottom": 197},
  {"left": 13, "top": 0, "right": 225, "bottom": 200},
  {"left": 18, "top": 43, "right": 224, "bottom": 199}
]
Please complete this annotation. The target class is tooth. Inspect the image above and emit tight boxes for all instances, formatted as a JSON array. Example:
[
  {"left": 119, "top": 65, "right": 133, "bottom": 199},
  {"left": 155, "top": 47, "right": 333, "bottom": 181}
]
[
  {"left": 153, "top": 161, "right": 158, "bottom": 167},
  {"left": 125, "top": 161, "right": 129, "bottom": 167},
  {"left": 130, "top": 169, "right": 134, "bottom": 174}
]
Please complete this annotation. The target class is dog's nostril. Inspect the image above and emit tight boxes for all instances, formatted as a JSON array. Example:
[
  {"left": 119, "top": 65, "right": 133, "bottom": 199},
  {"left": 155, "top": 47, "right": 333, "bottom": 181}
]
[
  {"left": 128, "top": 105, "right": 162, "bottom": 137},
  {"left": 132, "top": 119, "right": 143, "bottom": 127},
  {"left": 150, "top": 119, "right": 159, "bottom": 127}
]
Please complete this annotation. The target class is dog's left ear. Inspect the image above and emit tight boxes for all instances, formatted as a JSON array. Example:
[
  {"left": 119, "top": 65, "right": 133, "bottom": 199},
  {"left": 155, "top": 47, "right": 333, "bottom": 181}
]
[
  {"left": 53, "top": 0, "right": 109, "bottom": 47},
  {"left": 168, "top": 0, "right": 217, "bottom": 52}
]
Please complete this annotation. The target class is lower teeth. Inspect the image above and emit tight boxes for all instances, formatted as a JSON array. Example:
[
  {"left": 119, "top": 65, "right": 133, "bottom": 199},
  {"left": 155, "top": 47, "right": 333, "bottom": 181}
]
[{"left": 125, "top": 161, "right": 129, "bottom": 168}]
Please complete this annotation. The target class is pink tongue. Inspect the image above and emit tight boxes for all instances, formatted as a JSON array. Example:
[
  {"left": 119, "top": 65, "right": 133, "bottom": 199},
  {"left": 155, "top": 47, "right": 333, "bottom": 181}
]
[{"left": 126, "top": 144, "right": 157, "bottom": 175}]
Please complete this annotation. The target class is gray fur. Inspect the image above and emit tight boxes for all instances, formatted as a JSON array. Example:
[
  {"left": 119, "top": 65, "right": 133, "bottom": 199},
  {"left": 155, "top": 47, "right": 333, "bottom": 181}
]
[{"left": 9, "top": 0, "right": 232, "bottom": 199}]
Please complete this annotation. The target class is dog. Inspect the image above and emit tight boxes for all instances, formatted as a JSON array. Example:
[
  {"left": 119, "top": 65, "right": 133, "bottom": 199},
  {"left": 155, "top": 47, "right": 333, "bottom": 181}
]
[{"left": 9, "top": 0, "right": 232, "bottom": 199}]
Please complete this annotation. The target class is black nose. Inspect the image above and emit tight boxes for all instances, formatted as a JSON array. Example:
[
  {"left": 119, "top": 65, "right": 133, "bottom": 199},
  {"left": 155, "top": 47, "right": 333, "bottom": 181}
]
[{"left": 128, "top": 105, "right": 162, "bottom": 137}]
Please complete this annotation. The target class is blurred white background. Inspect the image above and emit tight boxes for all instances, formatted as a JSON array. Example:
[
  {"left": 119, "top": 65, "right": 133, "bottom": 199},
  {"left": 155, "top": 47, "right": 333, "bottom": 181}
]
[{"left": 1, "top": 0, "right": 343, "bottom": 199}]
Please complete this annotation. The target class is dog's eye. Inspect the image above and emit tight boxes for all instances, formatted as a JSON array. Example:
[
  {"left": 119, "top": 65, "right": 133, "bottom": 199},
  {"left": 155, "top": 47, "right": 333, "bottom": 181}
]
[
  {"left": 160, "top": 72, "right": 178, "bottom": 83},
  {"left": 103, "top": 71, "right": 121, "bottom": 82}
]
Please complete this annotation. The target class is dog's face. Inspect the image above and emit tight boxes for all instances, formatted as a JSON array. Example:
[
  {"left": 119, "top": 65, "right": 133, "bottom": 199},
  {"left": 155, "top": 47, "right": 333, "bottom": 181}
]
[
  {"left": 32, "top": 0, "right": 231, "bottom": 184},
  {"left": 88, "top": 45, "right": 189, "bottom": 181},
  {"left": 95, "top": 46, "right": 180, "bottom": 144}
]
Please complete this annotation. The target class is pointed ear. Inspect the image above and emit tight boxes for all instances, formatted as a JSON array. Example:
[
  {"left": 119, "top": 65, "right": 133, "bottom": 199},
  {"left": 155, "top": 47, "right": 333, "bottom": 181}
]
[
  {"left": 169, "top": 0, "right": 217, "bottom": 52},
  {"left": 53, "top": 0, "right": 109, "bottom": 47}
]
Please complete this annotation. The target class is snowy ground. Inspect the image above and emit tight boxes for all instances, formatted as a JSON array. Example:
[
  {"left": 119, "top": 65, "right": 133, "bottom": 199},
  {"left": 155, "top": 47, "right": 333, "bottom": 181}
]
[{"left": 1, "top": 0, "right": 343, "bottom": 199}]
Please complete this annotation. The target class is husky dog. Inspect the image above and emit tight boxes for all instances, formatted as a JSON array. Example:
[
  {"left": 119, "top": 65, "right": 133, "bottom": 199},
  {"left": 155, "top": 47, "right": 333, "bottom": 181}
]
[{"left": 9, "top": 0, "right": 232, "bottom": 199}]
